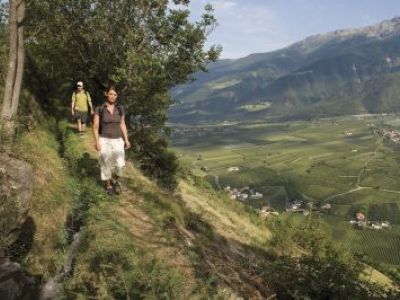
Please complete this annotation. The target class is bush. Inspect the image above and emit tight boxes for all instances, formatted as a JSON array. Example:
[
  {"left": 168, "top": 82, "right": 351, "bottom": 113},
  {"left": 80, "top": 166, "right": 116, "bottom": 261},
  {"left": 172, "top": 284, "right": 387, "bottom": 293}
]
[
  {"left": 134, "top": 133, "right": 179, "bottom": 190},
  {"left": 267, "top": 215, "right": 400, "bottom": 299}
]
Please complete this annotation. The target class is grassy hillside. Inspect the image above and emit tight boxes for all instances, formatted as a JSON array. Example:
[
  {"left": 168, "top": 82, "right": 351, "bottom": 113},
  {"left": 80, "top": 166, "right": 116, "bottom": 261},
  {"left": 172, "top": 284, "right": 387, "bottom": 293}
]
[
  {"left": 9, "top": 120, "right": 277, "bottom": 298},
  {"left": 7, "top": 123, "right": 75, "bottom": 280},
  {"left": 4, "top": 113, "right": 398, "bottom": 298}
]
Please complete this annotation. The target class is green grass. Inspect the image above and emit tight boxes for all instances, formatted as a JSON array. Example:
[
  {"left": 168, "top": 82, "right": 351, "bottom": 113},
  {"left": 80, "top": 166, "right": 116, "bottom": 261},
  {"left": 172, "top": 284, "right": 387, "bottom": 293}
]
[
  {"left": 209, "top": 79, "right": 242, "bottom": 90},
  {"left": 324, "top": 215, "right": 400, "bottom": 265},
  {"left": 15, "top": 125, "right": 76, "bottom": 279},
  {"left": 240, "top": 102, "right": 272, "bottom": 112}
]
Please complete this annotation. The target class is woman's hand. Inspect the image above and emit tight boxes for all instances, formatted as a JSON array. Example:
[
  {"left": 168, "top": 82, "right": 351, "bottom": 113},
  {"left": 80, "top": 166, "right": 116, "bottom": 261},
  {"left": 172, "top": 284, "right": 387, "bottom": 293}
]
[
  {"left": 125, "top": 140, "right": 131, "bottom": 149},
  {"left": 95, "top": 141, "right": 101, "bottom": 151}
]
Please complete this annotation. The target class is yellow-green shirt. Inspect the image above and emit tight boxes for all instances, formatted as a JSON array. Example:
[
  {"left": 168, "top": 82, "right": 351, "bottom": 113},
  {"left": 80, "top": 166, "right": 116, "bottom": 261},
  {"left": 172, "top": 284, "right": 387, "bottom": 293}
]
[{"left": 72, "top": 91, "right": 91, "bottom": 112}]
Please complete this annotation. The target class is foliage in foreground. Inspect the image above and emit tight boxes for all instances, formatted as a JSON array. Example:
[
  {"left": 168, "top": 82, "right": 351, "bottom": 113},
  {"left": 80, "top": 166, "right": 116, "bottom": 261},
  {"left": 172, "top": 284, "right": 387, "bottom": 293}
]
[{"left": 267, "top": 215, "right": 399, "bottom": 299}]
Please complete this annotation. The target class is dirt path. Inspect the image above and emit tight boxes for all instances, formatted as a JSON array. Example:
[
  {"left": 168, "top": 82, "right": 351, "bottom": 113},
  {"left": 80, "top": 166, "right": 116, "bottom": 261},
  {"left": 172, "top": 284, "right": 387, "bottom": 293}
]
[
  {"left": 81, "top": 133, "right": 274, "bottom": 299},
  {"left": 213, "top": 174, "right": 221, "bottom": 190},
  {"left": 323, "top": 137, "right": 392, "bottom": 202},
  {"left": 323, "top": 186, "right": 372, "bottom": 202},
  {"left": 81, "top": 134, "right": 197, "bottom": 296}
]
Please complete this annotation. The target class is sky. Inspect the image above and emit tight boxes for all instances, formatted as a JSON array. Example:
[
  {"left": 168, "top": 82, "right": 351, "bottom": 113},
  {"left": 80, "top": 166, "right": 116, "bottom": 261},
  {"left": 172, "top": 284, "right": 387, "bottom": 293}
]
[{"left": 187, "top": 0, "right": 400, "bottom": 59}]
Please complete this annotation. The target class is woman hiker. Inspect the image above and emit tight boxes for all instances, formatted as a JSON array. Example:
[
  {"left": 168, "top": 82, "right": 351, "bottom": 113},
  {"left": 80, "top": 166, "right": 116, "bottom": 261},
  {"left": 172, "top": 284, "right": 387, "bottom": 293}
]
[
  {"left": 92, "top": 85, "right": 131, "bottom": 195},
  {"left": 71, "top": 81, "right": 93, "bottom": 135}
]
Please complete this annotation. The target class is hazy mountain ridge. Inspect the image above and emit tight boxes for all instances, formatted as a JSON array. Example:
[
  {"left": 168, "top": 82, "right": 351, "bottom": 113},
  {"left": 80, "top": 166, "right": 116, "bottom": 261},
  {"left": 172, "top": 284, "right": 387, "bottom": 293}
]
[{"left": 170, "top": 17, "right": 400, "bottom": 123}]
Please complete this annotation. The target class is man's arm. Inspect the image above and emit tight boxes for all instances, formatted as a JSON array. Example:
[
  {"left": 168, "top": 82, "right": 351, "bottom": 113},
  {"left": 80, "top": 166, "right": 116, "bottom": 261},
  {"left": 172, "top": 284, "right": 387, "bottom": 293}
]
[{"left": 71, "top": 93, "right": 75, "bottom": 115}]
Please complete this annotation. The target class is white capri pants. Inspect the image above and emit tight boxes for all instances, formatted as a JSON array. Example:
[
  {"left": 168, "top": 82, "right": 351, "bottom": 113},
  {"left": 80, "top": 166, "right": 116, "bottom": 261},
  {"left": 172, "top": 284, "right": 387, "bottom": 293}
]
[{"left": 99, "top": 137, "right": 125, "bottom": 180}]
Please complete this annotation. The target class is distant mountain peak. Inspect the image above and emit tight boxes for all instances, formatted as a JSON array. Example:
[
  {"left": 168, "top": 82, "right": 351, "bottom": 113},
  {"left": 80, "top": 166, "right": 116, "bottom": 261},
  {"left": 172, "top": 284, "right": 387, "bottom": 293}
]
[
  {"left": 292, "top": 16, "right": 400, "bottom": 53},
  {"left": 170, "top": 16, "right": 400, "bottom": 123}
]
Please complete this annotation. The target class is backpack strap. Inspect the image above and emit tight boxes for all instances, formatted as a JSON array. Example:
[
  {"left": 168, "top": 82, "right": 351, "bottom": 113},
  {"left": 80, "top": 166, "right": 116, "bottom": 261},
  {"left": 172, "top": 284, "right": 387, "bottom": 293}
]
[
  {"left": 98, "top": 104, "right": 123, "bottom": 134},
  {"left": 73, "top": 91, "right": 90, "bottom": 105},
  {"left": 99, "top": 104, "right": 122, "bottom": 118}
]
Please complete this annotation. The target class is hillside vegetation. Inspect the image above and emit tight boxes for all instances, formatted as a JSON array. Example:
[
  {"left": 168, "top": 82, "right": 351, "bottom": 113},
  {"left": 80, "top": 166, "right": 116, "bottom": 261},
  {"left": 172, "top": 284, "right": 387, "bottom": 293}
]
[
  {"left": 1, "top": 2, "right": 400, "bottom": 299},
  {"left": 12, "top": 121, "right": 275, "bottom": 298},
  {"left": 1, "top": 113, "right": 397, "bottom": 298}
]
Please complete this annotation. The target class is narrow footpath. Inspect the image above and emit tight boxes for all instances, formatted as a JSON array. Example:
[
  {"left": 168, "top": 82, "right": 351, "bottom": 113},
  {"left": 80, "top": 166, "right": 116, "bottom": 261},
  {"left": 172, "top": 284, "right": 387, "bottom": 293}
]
[{"left": 39, "top": 129, "right": 274, "bottom": 299}]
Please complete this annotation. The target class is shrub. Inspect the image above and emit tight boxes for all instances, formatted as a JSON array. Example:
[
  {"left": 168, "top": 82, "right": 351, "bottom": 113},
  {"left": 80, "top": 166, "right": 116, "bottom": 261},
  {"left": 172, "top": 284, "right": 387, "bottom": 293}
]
[{"left": 134, "top": 133, "right": 179, "bottom": 190}]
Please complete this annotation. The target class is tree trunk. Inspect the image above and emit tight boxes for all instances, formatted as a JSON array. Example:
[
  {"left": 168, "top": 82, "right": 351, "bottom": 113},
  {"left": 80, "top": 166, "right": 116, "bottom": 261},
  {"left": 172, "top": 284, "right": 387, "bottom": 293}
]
[
  {"left": 0, "top": 0, "right": 25, "bottom": 132},
  {"left": 11, "top": 0, "right": 26, "bottom": 117}
]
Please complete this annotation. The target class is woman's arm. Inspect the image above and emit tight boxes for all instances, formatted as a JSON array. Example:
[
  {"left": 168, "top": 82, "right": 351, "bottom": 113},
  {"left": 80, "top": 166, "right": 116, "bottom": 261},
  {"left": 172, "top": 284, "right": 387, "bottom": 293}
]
[
  {"left": 120, "top": 115, "right": 131, "bottom": 149},
  {"left": 93, "top": 114, "right": 101, "bottom": 151}
]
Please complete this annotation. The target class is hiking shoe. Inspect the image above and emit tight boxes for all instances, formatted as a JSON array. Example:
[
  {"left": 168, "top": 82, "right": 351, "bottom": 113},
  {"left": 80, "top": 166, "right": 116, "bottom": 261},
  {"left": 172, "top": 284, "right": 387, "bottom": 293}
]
[
  {"left": 106, "top": 186, "right": 115, "bottom": 196},
  {"left": 112, "top": 180, "right": 122, "bottom": 195}
]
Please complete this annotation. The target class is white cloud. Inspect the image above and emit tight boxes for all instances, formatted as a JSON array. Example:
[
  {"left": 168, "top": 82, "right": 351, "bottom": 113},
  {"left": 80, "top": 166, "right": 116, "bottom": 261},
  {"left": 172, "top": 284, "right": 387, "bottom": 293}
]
[
  {"left": 212, "top": 0, "right": 237, "bottom": 9},
  {"left": 178, "top": 1, "right": 400, "bottom": 59}
]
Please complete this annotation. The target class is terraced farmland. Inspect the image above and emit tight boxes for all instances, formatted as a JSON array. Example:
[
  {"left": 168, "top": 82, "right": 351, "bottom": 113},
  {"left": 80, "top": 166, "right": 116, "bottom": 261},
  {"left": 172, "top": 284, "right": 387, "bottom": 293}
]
[{"left": 172, "top": 115, "right": 400, "bottom": 266}]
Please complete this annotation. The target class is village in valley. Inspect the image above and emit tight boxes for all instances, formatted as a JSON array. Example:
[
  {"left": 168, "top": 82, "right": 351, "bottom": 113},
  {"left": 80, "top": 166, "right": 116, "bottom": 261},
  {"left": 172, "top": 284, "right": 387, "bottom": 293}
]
[
  {"left": 173, "top": 114, "right": 400, "bottom": 265},
  {"left": 222, "top": 179, "right": 394, "bottom": 229}
]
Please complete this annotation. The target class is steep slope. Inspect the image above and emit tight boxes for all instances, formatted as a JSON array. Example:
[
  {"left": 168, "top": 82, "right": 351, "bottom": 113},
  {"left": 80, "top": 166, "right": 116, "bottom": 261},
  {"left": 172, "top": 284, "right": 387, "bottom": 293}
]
[
  {"left": 26, "top": 123, "right": 274, "bottom": 299},
  {"left": 170, "top": 17, "right": 400, "bottom": 123},
  {"left": 65, "top": 131, "right": 273, "bottom": 298},
  {"left": 3, "top": 121, "right": 398, "bottom": 298}
]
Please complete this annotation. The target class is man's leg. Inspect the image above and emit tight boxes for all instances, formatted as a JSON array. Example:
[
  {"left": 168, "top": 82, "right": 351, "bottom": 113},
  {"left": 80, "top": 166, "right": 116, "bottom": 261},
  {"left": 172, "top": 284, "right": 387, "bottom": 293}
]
[{"left": 76, "top": 118, "right": 82, "bottom": 133}]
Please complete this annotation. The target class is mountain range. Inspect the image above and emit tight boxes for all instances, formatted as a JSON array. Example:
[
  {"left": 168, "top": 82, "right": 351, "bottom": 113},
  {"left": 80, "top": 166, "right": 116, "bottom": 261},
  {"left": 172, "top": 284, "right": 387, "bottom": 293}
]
[{"left": 169, "top": 17, "right": 400, "bottom": 123}]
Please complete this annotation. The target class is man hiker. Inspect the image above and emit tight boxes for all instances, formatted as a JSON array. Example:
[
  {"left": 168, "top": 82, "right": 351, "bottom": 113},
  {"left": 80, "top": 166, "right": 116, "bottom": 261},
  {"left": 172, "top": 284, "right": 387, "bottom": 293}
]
[{"left": 71, "top": 81, "right": 93, "bottom": 135}]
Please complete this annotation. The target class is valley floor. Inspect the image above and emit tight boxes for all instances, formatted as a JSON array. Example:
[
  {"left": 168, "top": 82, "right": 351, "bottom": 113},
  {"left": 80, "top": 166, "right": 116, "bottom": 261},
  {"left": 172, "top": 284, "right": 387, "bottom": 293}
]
[{"left": 172, "top": 115, "right": 400, "bottom": 271}]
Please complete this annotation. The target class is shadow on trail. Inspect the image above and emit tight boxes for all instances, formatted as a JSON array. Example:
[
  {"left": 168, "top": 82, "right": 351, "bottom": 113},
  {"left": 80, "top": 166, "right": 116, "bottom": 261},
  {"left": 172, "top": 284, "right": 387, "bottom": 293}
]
[
  {"left": 5, "top": 217, "right": 36, "bottom": 263},
  {"left": 2, "top": 217, "right": 41, "bottom": 300},
  {"left": 76, "top": 152, "right": 101, "bottom": 183}
]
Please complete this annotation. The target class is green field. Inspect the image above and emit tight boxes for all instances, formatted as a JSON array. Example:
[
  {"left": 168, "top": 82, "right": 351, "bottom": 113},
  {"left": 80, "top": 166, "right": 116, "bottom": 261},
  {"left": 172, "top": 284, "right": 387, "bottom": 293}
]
[{"left": 172, "top": 115, "right": 400, "bottom": 266}]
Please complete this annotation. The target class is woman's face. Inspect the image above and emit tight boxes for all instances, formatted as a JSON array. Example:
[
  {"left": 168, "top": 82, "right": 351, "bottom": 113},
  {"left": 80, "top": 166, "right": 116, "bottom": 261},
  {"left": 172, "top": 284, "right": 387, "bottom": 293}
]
[{"left": 106, "top": 89, "right": 117, "bottom": 103}]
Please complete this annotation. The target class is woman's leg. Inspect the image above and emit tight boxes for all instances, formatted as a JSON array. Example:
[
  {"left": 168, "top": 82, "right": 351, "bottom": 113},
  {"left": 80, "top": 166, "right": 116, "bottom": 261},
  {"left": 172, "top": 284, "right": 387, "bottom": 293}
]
[
  {"left": 114, "top": 138, "right": 126, "bottom": 177},
  {"left": 99, "top": 138, "right": 114, "bottom": 194},
  {"left": 110, "top": 138, "right": 126, "bottom": 194}
]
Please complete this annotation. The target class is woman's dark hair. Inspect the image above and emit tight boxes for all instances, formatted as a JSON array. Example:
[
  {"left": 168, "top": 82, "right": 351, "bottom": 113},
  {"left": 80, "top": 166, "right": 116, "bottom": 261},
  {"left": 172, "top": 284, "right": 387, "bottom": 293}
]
[{"left": 106, "top": 85, "right": 117, "bottom": 93}]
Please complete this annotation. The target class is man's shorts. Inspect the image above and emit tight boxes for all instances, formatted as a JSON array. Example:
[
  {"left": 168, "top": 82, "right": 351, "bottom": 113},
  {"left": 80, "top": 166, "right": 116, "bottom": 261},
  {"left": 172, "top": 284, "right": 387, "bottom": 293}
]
[{"left": 74, "top": 110, "right": 89, "bottom": 123}]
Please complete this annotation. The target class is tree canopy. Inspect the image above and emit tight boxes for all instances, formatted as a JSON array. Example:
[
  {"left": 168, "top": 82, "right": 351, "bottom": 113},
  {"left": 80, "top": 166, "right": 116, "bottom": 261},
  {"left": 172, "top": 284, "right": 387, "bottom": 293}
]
[
  {"left": 23, "top": 0, "right": 221, "bottom": 187},
  {"left": 27, "top": 0, "right": 220, "bottom": 119}
]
